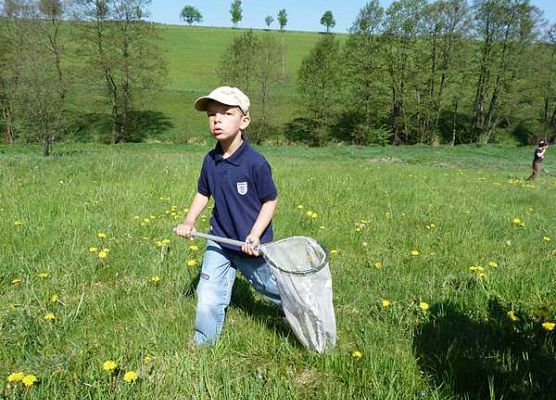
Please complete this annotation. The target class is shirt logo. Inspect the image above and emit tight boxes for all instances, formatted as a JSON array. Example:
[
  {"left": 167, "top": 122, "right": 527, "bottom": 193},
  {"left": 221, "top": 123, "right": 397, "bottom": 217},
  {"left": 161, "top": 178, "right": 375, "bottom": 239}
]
[{"left": 237, "top": 181, "right": 248, "bottom": 195}]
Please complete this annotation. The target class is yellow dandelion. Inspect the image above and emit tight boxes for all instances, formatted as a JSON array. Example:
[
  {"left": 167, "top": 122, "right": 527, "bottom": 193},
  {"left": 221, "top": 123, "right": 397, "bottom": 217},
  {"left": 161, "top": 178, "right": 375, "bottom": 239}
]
[
  {"left": 143, "top": 218, "right": 150, "bottom": 224},
  {"left": 50, "top": 294, "right": 59, "bottom": 303},
  {"left": 123, "top": 371, "right": 138, "bottom": 383},
  {"left": 44, "top": 312, "right": 56, "bottom": 321},
  {"left": 189, "top": 245, "right": 199, "bottom": 251},
  {"left": 22, "top": 374, "right": 38, "bottom": 388},
  {"left": 306, "top": 210, "right": 314, "bottom": 218},
  {"left": 14, "top": 220, "right": 23, "bottom": 226},
  {"left": 381, "top": 299, "right": 392, "bottom": 308},
  {"left": 143, "top": 355, "right": 153, "bottom": 364},
  {"left": 7, "top": 372, "right": 25, "bottom": 383},
  {"left": 488, "top": 261, "right": 498, "bottom": 267},
  {"left": 419, "top": 302, "right": 430, "bottom": 311},
  {"left": 351, "top": 350, "right": 363, "bottom": 359},
  {"left": 151, "top": 275, "right": 161, "bottom": 284},
  {"left": 155, "top": 241, "right": 163, "bottom": 247},
  {"left": 161, "top": 239, "right": 171, "bottom": 245},
  {"left": 411, "top": 250, "right": 420, "bottom": 256},
  {"left": 186, "top": 259, "right": 198, "bottom": 267},
  {"left": 329, "top": 249, "right": 338, "bottom": 255},
  {"left": 38, "top": 272, "right": 50, "bottom": 279},
  {"left": 98, "top": 250, "right": 108, "bottom": 259},
  {"left": 297, "top": 204, "right": 304, "bottom": 210},
  {"left": 103, "top": 360, "right": 117, "bottom": 372},
  {"left": 89, "top": 246, "right": 98, "bottom": 253},
  {"left": 507, "top": 310, "right": 519, "bottom": 322},
  {"left": 543, "top": 236, "right": 551, "bottom": 242},
  {"left": 311, "top": 213, "right": 318, "bottom": 219},
  {"left": 97, "top": 232, "right": 107, "bottom": 239},
  {"left": 374, "top": 261, "right": 383, "bottom": 269},
  {"left": 11, "top": 278, "right": 22, "bottom": 286},
  {"left": 542, "top": 321, "right": 555, "bottom": 331}
]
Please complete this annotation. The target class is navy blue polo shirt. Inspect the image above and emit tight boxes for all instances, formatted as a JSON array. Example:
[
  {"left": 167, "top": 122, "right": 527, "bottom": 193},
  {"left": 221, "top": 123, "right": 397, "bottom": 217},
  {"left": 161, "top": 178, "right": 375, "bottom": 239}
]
[{"left": 197, "top": 137, "right": 277, "bottom": 253}]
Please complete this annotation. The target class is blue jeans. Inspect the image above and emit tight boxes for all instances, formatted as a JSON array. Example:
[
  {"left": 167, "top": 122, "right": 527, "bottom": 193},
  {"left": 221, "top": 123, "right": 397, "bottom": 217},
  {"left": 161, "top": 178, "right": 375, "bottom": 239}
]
[{"left": 193, "top": 240, "right": 282, "bottom": 345}]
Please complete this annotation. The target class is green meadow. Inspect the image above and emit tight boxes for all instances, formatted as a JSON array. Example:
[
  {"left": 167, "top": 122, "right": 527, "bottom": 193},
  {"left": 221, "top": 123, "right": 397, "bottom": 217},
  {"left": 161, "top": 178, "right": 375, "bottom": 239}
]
[{"left": 1, "top": 143, "right": 555, "bottom": 398}]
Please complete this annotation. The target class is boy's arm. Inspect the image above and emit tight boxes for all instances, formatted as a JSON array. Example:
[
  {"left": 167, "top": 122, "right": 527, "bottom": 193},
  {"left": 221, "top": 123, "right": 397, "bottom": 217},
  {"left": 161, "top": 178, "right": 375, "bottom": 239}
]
[
  {"left": 243, "top": 198, "right": 278, "bottom": 256},
  {"left": 175, "top": 192, "right": 210, "bottom": 238}
]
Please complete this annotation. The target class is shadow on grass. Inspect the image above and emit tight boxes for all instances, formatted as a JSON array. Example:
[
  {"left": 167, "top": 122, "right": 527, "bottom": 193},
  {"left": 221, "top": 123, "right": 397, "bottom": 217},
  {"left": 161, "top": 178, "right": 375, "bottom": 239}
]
[{"left": 413, "top": 298, "right": 556, "bottom": 399}]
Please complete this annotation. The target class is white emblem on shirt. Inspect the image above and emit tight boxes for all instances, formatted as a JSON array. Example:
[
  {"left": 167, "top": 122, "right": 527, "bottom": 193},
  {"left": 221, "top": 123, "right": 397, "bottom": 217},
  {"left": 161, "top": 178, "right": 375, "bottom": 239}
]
[{"left": 237, "top": 181, "right": 248, "bottom": 195}]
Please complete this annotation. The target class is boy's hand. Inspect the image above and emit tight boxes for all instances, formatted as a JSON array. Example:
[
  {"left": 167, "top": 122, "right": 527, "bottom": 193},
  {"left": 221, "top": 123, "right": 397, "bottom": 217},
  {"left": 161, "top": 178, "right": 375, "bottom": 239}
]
[
  {"left": 243, "top": 234, "right": 261, "bottom": 256},
  {"left": 175, "top": 223, "right": 196, "bottom": 239}
]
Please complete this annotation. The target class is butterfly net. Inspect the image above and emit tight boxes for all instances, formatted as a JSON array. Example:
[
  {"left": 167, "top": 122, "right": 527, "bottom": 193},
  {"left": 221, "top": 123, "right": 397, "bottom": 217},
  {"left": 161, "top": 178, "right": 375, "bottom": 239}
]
[{"left": 262, "top": 236, "right": 336, "bottom": 353}]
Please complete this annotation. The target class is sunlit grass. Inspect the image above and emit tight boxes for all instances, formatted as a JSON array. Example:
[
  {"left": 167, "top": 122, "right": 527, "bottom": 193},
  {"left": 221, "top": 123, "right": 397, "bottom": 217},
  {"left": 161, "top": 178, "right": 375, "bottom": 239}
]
[{"left": 1, "top": 143, "right": 555, "bottom": 398}]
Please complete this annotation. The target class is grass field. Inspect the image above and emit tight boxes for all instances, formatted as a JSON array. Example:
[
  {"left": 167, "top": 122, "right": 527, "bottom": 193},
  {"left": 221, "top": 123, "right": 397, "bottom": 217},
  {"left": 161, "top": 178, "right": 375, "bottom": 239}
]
[{"left": 1, "top": 143, "right": 555, "bottom": 399}]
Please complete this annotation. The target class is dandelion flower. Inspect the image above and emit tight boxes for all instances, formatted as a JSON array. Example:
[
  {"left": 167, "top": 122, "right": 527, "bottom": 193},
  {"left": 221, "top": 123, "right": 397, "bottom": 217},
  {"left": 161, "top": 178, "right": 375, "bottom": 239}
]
[
  {"left": 189, "top": 245, "right": 199, "bottom": 251},
  {"left": 507, "top": 310, "right": 519, "bottom": 322},
  {"left": 11, "top": 278, "right": 22, "bottom": 286},
  {"left": 38, "top": 272, "right": 50, "bottom": 279},
  {"left": 488, "top": 261, "right": 498, "bottom": 267},
  {"left": 103, "top": 360, "right": 117, "bottom": 372},
  {"left": 7, "top": 372, "right": 25, "bottom": 383},
  {"left": 97, "top": 232, "right": 107, "bottom": 239},
  {"left": 297, "top": 205, "right": 304, "bottom": 210},
  {"left": 186, "top": 259, "right": 197, "bottom": 267},
  {"left": 305, "top": 211, "right": 314, "bottom": 218},
  {"left": 542, "top": 321, "right": 555, "bottom": 331},
  {"left": 381, "top": 299, "right": 392, "bottom": 308},
  {"left": 123, "top": 371, "right": 138, "bottom": 383},
  {"left": 330, "top": 249, "right": 338, "bottom": 255},
  {"left": 98, "top": 250, "right": 108, "bottom": 259},
  {"left": 411, "top": 250, "right": 420, "bottom": 256},
  {"left": 22, "top": 374, "right": 37, "bottom": 388},
  {"left": 311, "top": 213, "right": 318, "bottom": 219},
  {"left": 374, "top": 262, "right": 383, "bottom": 270},
  {"left": 351, "top": 350, "right": 363, "bottom": 359},
  {"left": 50, "top": 294, "right": 59, "bottom": 303},
  {"left": 89, "top": 247, "right": 98, "bottom": 253},
  {"left": 44, "top": 312, "right": 56, "bottom": 321},
  {"left": 151, "top": 275, "right": 160, "bottom": 284},
  {"left": 544, "top": 236, "right": 551, "bottom": 242},
  {"left": 143, "top": 355, "right": 153, "bottom": 364},
  {"left": 419, "top": 302, "right": 430, "bottom": 311}
]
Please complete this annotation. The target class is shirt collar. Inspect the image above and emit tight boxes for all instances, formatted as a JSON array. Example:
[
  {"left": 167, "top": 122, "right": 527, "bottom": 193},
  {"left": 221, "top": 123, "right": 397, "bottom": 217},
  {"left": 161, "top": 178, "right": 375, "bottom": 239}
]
[{"left": 214, "top": 134, "right": 249, "bottom": 166}]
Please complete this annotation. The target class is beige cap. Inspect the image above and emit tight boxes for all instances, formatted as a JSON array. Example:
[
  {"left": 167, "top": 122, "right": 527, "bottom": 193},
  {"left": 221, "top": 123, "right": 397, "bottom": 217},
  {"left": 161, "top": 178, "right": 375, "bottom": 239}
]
[{"left": 194, "top": 86, "right": 250, "bottom": 114}]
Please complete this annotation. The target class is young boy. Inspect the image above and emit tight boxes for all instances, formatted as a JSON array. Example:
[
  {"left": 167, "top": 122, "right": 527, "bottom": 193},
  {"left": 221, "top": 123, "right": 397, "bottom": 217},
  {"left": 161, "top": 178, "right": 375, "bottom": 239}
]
[
  {"left": 527, "top": 140, "right": 549, "bottom": 181},
  {"left": 175, "top": 86, "right": 281, "bottom": 345}
]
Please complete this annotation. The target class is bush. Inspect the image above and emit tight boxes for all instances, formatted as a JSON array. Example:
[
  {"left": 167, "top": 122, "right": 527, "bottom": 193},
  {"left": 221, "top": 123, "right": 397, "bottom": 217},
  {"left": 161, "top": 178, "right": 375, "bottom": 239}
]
[{"left": 352, "top": 124, "right": 391, "bottom": 146}]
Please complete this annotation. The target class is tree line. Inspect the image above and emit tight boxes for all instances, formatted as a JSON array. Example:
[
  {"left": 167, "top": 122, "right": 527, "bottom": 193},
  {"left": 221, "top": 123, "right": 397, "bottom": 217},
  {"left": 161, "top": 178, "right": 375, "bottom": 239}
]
[{"left": 0, "top": 0, "right": 165, "bottom": 155}]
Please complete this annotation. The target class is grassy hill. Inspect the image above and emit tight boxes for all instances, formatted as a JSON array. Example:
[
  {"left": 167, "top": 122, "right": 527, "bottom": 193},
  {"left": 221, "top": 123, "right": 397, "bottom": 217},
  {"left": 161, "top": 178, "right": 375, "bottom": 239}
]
[{"left": 145, "top": 25, "right": 343, "bottom": 142}]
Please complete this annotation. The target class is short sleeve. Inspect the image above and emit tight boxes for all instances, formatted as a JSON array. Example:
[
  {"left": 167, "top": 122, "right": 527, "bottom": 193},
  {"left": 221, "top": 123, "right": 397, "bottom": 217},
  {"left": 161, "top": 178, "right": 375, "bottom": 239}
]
[
  {"left": 253, "top": 160, "right": 277, "bottom": 202},
  {"left": 197, "top": 156, "right": 211, "bottom": 196}
]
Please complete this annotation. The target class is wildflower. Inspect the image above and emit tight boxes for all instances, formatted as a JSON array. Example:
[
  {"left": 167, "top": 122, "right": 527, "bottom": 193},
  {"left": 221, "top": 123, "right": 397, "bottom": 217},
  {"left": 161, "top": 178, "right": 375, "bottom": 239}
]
[
  {"left": 297, "top": 205, "right": 304, "bottom": 210},
  {"left": 544, "top": 236, "right": 551, "bottom": 242},
  {"left": 330, "top": 249, "right": 338, "bottom": 255},
  {"left": 351, "top": 350, "right": 363, "bottom": 359},
  {"left": 186, "top": 259, "right": 197, "bottom": 267},
  {"left": 143, "top": 218, "right": 150, "bottom": 224},
  {"left": 311, "top": 213, "right": 318, "bottom": 219},
  {"left": 488, "top": 261, "right": 498, "bottom": 267},
  {"left": 7, "top": 372, "right": 25, "bottom": 383},
  {"left": 44, "top": 313, "right": 56, "bottom": 321},
  {"left": 381, "top": 299, "right": 392, "bottom": 308},
  {"left": 469, "top": 265, "right": 485, "bottom": 272},
  {"left": 411, "top": 250, "right": 420, "bottom": 256},
  {"left": 362, "top": 241, "right": 368, "bottom": 247},
  {"left": 50, "top": 294, "right": 59, "bottom": 303},
  {"left": 319, "top": 225, "right": 325, "bottom": 230},
  {"left": 306, "top": 210, "right": 314, "bottom": 218},
  {"left": 189, "top": 245, "right": 199, "bottom": 251},
  {"left": 14, "top": 220, "right": 23, "bottom": 226},
  {"left": 22, "top": 374, "right": 38, "bottom": 388},
  {"left": 38, "top": 272, "right": 50, "bottom": 279},
  {"left": 151, "top": 275, "right": 161, "bottom": 284},
  {"left": 98, "top": 249, "right": 109, "bottom": 259},
  {"left": 11, "top": 278, "right": 22, "bottom": 286},
  {"left": 103, "top": 360, "right": 117, "bottom": 372},
  {"left": 143, "top": 355, "right": 153, "bottom": 364},
  {"left": 542, "top": 322, "right": 555, "bottom": 331},
  {"left": 512, "top": 217, "right": 525, "bottom": 227},
  {"left": 89, "top": 246, "right": 98, "bottom": 253},
  {"left": 507, "top": 310, "right": 519, "bottom": 322},
  {"left": 374, "top": 262, "right": 383, "bottom": 270},
  {"left": 97, "top": 232, "right": 107, "bottom": 239},
  {"left": 419, "top": 302, "right": 430, "bottom": 311},
  {"left": 123, "top": 371, "right": 138, "bottom": 383}
]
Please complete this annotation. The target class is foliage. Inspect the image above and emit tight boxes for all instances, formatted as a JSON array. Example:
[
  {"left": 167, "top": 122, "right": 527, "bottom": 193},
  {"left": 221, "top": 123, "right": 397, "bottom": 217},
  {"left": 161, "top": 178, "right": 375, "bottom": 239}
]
[
  {"left": 229, "top": 0, "right": 242, "bottom": 28},
  {"left": 180, "top": 5, "right": 202, "bottom": 26},
  {"left": 320, "top": 10, "right": 336, "bottom": 33},
  {"left": 264, "top": 15, "right": 273, "bottom": 30},
  {"left": 277, "top": 8, "right": 287, "bottom": 31}
]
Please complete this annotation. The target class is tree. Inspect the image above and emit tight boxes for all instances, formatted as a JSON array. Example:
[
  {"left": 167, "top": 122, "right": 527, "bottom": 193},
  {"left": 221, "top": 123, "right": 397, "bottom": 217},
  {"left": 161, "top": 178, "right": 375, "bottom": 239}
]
[
  {"left": 277, "top": 8, "right": 287, "bottom": 31},
  {"left": 180, "top": 5, "right": 202, "bottom": 26},
  {"left": 320, "top": 10, "right": 336, "bottom": 33},
  {"left": 297, "top": 34, "right": 341, "bottom": 145},
  {"left": 264, "top": 15, "right": 273, "bottom": 30},
  {"left": 230, "top": 0, "right": 242, "bottom": 28}
]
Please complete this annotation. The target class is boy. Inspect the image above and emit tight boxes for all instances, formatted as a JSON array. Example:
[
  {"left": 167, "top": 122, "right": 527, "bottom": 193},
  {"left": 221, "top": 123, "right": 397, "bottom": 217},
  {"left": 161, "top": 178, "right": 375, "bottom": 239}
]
[
  {"left": 175, "top": 86, "right": 281, "bottom": 345},
  {"left": 527, "top": 140, "right": 549, "bottom": 181}
]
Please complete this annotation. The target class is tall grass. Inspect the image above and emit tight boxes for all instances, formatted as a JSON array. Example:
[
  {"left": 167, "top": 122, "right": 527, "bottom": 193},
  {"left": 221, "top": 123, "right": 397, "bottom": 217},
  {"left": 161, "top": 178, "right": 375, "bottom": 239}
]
[{"left": 1, "top": 143, "right": 555, "bottom": 398}]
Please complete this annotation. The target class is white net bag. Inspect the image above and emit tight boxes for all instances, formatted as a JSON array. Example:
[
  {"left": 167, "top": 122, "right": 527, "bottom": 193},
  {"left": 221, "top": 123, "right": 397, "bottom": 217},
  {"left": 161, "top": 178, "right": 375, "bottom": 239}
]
[{"left": 262, "top": 236, "right": 336, "bottom": 353}]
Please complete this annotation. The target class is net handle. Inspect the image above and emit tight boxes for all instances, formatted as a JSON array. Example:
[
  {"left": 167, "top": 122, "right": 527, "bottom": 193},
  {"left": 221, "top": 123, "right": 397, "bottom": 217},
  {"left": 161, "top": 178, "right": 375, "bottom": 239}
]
[{"left": 173, "top": 229, "right": 262, "bottom": 253}]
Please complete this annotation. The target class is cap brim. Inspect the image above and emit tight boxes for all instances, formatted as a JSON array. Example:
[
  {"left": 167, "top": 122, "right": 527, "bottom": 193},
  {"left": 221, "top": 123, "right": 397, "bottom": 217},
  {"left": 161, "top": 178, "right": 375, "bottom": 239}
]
[{"left": 194, "top": 96, "right": 211, "bottom": 111}]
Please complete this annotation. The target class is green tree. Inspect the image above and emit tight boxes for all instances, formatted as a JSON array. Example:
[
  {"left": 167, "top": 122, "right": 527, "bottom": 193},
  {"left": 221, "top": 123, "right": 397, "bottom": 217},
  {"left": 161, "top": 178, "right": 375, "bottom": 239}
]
[
  {"left": 320, "top": 10, "right": 336, "bottom": 33},
  {"left": 264, "top": 15, "right": 273, "bottom": 30},
  {"left": 277, "top": 8, "right": 287, "bottom": 31},
  {"left": 230, "top": 0, "right": 242, "bottom": 28},
  {"left": 180, "top": 5, "right": 202, "bottom": 25},
  {"left": 297, "top": 34, "right": 341, "bottom": 145}
]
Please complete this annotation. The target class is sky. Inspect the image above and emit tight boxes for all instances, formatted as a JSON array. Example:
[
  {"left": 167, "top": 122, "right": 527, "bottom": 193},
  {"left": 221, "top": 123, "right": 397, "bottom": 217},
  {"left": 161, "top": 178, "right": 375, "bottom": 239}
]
[{"left": 147, "top": 0, "right": 556, "bottom": 33}]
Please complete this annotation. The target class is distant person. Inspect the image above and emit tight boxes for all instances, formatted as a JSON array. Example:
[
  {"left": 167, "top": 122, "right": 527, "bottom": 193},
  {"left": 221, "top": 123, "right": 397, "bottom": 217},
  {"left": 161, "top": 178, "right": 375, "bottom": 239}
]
[
  {"left": 526, "top": 140, "right": 549, "bottom": 181},
  {"left": 174, "top": 86, "right": 281, "bottom": 346}
]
